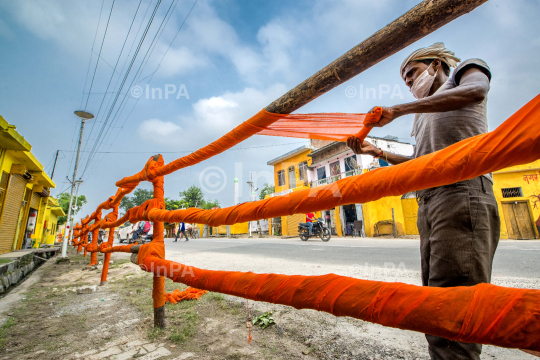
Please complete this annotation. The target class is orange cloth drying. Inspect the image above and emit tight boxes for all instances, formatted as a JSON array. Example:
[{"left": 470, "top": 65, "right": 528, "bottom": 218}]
[
  {"left": 143, "top": 255, "right": 540, "bottom": 352},
  {"left": 165, "top": 287, "right": 208, "bottom": 304},
  {"left": 123, "top": 94, "right": 540, "bottom": 227},
  {"left": 116, "top": 108, "right": 382, "bottom": 186}
]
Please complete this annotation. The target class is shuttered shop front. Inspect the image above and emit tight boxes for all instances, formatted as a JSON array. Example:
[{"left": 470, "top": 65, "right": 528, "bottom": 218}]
[
  {"left": 30, "top": 192, "right": 41, "bottom": 209},
  {"left": 286, "top": 213, "right": 304, "bottom": 236},
  {"left": 0, "top": 174, "right": 27, "bottom": 254}
]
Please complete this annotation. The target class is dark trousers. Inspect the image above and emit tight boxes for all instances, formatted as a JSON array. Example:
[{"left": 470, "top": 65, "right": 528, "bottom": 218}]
[
  {"left": 175, "top": 228, "right": 187, "bottom": 241},
  {"left": 417, "top": 177, "right": 500, "bottom": 360}
]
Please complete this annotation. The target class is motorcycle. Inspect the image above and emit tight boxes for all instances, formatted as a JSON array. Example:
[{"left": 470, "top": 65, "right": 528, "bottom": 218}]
[{"left": 298, "top": 218, "right": 331, "bottom": 242}]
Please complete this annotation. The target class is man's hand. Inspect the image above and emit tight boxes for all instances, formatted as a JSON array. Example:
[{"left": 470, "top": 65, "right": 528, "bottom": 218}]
[
  {"left": 346, "top": 137, "right": 379, "bottom": 156},
  {"left": 366, "top": 106, "right": 401, "bottom": 127}
]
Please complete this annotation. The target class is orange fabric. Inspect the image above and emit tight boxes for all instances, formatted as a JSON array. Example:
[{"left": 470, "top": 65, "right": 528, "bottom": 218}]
[
  {"left": 165, "top": 287, "right": 208, "bottom": 304},
  {"left": 125, "top": 94, "right": 540, "bottom": 227},
  {"left": 143, "top": 255, "right": 540, "bottom": 351},
  {"left": 116, "top": 109, "right": 382, "bottom": 186},
  {"left": 77, "top": 96, "right": 540, "bottom": 349},
  {"left": 100, "top": 206, "right": 118, "bottom": 284},
  {"left": 257, "top": 108, "right": 382, "bottom": 140}
]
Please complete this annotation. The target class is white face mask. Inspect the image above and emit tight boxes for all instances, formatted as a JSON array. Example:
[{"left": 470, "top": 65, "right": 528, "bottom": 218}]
[{"left": 410, "top": 63, "right": 438, "bottom": 99}]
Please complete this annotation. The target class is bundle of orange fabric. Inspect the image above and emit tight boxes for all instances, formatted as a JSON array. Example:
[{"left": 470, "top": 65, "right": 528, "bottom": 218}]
[
  {"left": 165, "top": 287, "right": 208, "bottom": 304},
  {"left": 144, "top": 256, "right": 540, "bottom": 352}
]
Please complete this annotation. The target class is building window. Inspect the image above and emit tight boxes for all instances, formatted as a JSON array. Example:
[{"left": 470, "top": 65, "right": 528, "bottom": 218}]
[
  {"left": 501, "top": 187, "right": 524, "bottom": 198},
  {"left": 277, "top": 170, "right": 285, "bottom": 186},
  {"left": 344, "top": 156, "right": 357, "bottom": 172},
  {"left": 288, "top": 166, "right": 296, "bottom": 189},
  {"left": 330, "top": 161, "right": 341, "bottom": 176},
  {"left": 298, "top": 161, "right": 308, "bottom": 181},
  {"left": 317, "top": 167, "right": 326, "bottom": 180}
]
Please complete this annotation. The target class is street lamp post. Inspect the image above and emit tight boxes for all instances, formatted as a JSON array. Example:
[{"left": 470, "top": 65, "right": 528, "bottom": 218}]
[
  {"left": 247, "top": 177, "right": 258, "bottom": 238},
  {"left": 61, "top": 111, "right": 94, "bottom": 258}
]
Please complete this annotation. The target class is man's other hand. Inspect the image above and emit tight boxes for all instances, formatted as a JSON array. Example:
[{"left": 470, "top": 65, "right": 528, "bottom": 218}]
[
  {"left": 346, "top": 137, "right": 379, "bottom": 156},
  {"left": 366, "top": 106, "right": 399, "bottom": 127}
]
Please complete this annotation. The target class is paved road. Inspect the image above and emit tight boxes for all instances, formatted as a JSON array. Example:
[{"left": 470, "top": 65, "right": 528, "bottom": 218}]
[{"left": 160, "top": 236, "right": 540, "bottom": 279}]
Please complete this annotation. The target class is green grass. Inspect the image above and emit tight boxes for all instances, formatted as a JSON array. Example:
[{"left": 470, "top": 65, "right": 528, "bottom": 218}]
[
  {"left": 0, "top": 258, "right": 13, "bottom": 265},
  {"left": 111, "top": 258, "right": 132, "bottom": 269},
  {"left": 0, "top": 317, "right": 15, "bottom": 347},
  {"left": 168, "top": 310, "right": 198, "bottom": 344}
]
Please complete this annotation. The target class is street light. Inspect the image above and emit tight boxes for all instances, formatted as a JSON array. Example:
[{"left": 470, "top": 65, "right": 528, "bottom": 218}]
[
  {"left": 61, "top": 111, "right": 94, "bottom": 258},
  {"left": 246, "top": 179, "right": 259, "bottom": 238}
]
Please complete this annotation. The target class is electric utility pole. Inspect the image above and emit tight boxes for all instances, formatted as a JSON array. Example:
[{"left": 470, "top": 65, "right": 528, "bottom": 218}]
[{"left": 61, "top": 111, "right": 94, "bottom": 258}]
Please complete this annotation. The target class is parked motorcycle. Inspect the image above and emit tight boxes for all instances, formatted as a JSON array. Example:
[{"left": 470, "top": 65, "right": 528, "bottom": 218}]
[{"left": 298, "top": 218, "right": 331, "bottom": 242}]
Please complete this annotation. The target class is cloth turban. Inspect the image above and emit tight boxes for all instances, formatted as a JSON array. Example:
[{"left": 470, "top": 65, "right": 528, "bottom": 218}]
[{"left": 400, "top": 42, "right": 461, "bottom": 79}]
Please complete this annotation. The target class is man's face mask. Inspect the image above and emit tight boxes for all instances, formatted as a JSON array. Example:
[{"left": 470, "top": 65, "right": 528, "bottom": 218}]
[{"left": 410, "top": 62, "right": 438, "bottom": 99}]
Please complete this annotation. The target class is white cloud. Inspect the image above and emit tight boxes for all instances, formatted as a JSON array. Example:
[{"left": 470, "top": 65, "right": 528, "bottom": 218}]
[
  {"left": 138, "top": 118, "right": 183, "bottom": 146},
  {"left": 138, "top": 83, "right": 287, "bottom": 147}
]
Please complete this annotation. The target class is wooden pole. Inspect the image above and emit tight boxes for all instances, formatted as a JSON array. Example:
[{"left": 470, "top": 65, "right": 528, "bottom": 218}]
[{"left": 265, "top": 0, "right": 488, "bottom": 114}]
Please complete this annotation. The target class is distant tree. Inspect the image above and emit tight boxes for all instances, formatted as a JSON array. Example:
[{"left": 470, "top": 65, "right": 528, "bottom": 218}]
[
  {"left": 259, "top": 183, "right": 275, "bottom": 200},
  {"left": 202, "top": 199, "right": 220, "bottom": 209},
  {"left": 165, "top": 198, "right": 188, "bottom": 210},
  {"left": 120, "top": 188, "right": 153, "bottom": 213},
  {"left": 57, "top": 193, "right": 87, "bottom": 225},
  {"left": 179, "top": 186, "right": 205, "bottom": 208}
]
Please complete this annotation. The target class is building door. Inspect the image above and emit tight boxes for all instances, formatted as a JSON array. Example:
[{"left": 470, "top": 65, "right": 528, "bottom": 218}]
[
  {"left": 286, "top": 213, "right": 304, "bottom": 236},
  {"left": 401, "top": 192, "right": 419, "bottom": 235},
  {"left": 288, "top": 166, "right": 296, "bottom": 189},
  {"left": 0, "top": 173, "right": 27, "bottom": 254},
  {"left": 502, "top": 201, "right": 536, "bottom": 240}
]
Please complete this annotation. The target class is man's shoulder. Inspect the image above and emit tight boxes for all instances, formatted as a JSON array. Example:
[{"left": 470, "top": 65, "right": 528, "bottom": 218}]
[{"left": 451, "top": 58, "right": 491, "bottom": 84}]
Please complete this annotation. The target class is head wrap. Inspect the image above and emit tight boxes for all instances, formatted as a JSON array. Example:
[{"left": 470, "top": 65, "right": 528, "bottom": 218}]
[{"left": 400, "top": 42, "right": 461, "bottom": 79}]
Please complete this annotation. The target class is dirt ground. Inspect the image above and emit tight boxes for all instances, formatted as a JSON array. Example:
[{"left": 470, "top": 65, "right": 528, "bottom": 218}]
[{"left": 0, "top": 247, "right": 355, "bottom": 360}]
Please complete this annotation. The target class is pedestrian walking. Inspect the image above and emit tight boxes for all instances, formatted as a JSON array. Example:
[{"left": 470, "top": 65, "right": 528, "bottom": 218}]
[{"left": 174, "top": 222, "right": 188, "bottom": 242}]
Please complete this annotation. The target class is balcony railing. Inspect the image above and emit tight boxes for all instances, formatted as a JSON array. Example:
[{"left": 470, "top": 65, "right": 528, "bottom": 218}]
[{"left": 310, "top": 169, "right": 362, "bottom": 188}]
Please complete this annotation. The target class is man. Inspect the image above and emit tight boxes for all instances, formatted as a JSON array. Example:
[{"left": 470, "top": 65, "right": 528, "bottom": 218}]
[
  {"left": 305, "top": 212, "right": 315, "bottom": 235},
  {"left": 174, "top": 222, "right": 189, "bottom": 242},
  {"left": 347, "top": 43, "right": 499, "bottom": 360}
]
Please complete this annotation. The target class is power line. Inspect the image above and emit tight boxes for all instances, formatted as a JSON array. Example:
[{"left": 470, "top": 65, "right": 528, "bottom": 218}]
[
  {"left": 84, "top": 0, "right": 117, "bottom": 110},
  {"left": 58, "top": 141, "right": 310, "bottom": 154},
  {"left": 78, "top": 0, "right": 145, "bottom": 168},
  {"left": 79, "top": 0, "right": 166, "bottom": 178},
  {"left": 82, "top": 0, "right": 198, "bottom": 179},
  {"left": 80, "top": 0, "right": 106, "bottom": 109}
]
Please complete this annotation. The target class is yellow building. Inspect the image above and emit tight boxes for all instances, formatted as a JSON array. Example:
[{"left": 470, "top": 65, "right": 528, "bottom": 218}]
[
  {"left": 266, "top": 145, "right": 330, "bottom": 236},
  {"left": 0, "top": 115, "right": 56, "bottom": 254},
  {"left": 493, "top": 160, "right": 540, "bottom": 239}
]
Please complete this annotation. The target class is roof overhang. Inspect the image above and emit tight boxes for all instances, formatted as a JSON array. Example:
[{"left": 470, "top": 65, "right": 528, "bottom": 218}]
[
  {"left": 50, "top": 206, "right": 66, "bottom": 217},
  {"left": 267, "top": 145, "right": 311, "bottom": 166},
  {"left": 0, "top": 115, "right": 31, "bottom": 151},
  {"left": 10, "top": 152, "right": 55, "bottom": 188}
]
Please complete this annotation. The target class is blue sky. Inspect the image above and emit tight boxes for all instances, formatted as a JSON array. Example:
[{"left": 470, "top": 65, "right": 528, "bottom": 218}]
[{"left": 1, "top": 0, "right": 539, "bottom": 221}]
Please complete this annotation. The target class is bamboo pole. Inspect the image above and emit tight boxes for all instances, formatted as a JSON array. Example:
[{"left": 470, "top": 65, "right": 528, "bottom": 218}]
[{"left": 265, "top": 0, "right": 488, "bottom": 114}]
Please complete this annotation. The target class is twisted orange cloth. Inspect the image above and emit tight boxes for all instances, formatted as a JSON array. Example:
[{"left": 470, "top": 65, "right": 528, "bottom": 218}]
[
  {"left": 143, "top": 255, "right": 540, "bottom": 352},
  {"left": 165, "top": 287, "right": 208, "bottom": 304}
]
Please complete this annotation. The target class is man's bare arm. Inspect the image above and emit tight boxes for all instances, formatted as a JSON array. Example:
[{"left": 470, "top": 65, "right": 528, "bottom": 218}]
[
  {"left": 346, "top": 137, "right": 412, "bottom": 165},
  {"left": 368, "top": 66, "right": 490, "bottom": 127}
]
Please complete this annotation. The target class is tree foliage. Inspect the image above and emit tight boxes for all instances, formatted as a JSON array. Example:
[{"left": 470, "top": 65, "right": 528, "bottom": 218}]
[
  {"left": 120, "top": 189, "right": 153, "bottom": 212},
  {"left": 179, "top": 185, "right": 205, "bottom": 208},
  {"left": 259, "top": 183, "right": 275, "bottom": 200},
  {"left": 57, "top": 192, "right": 88, "bottom": 225}
]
